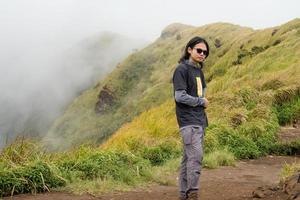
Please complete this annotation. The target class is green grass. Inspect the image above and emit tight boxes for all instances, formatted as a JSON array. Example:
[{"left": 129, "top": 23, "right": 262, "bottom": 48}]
[
  {"left": 269, "top": 139, "right": 300, "bottom": 156},
  {"left": 0, "top": 141, "right": 150, "bottom": 197},
  {"left": 280, "top": 161, "right": 300, "bottom": 182},
  {"left": 274, "top": 95, "right": 300, "bottom": 125},
  {"left": 0, "top": 138, "right": 182, "bottom": 197},
  {"left": 203, "top": 148, "right": 236, "bottom": 169},
  {"left": 140, "top": 142, "right": 181, "bottom": 166}
]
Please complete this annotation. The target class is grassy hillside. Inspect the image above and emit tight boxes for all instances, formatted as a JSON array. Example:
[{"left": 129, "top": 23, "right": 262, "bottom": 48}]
[
  {"left": 45, "top": 21, "right": 257, "bottom": 150},
  {"left": 47, "top": 19, "right": 300, "bottom": 154},
  {"left": 102, "top": 19, "right": 300, "bottom": 159}
]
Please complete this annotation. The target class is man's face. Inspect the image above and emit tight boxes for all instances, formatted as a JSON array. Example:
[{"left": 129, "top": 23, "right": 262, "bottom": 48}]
[{"left": 188, "top": 42, "right": 207, "bottom": 63}]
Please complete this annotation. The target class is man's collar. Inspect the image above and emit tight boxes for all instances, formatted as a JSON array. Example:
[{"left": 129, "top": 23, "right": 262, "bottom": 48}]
[{"left": 184, "top": 59, "right": 202, "bottom": 69}]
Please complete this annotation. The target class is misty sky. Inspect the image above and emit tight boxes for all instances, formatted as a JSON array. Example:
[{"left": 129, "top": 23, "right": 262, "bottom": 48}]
[
  {"left": 1, "top": 0, "right": 299, "bottom": 42},
  {"left": 0, "top": 0, "right": 299, "bottom": 148}
]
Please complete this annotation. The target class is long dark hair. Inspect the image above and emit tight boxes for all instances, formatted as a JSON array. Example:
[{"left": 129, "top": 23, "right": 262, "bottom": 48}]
[{"left": 178, "top": 36, "right": 210, "bottom": 66}]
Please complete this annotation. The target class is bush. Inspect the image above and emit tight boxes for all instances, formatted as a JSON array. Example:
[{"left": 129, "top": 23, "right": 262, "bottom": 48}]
[
  {"left": 141, "top": 146, "right": 166, "bottom": 166},
  {"left": 251, "top": 46, "right": 265, "bottom": 55},
  {"left": 203, "top": 148, "right": 235, "bottom": 169},
  {"left": 236, "top": 88, "right": 259, "bottom": 110},
  {"left": 57, "top": 149, "right": 151, "bottom": 184},
  {"left": 274, "top": 97, "right": 300, "bottom": 125},
  {"left": 271, "top": 29, "right": 278, "bottom": 36},
  {"left": 0, "top": 139, "right": 44, "bottom": 166},
  {"left": 255, "top": 135, "right": 277, "bottom": 156},
  {"left": 260, "top": 79, "right": 284, "bottom": 91},
  {"left": 280, "top": 162, "right": 300, "bottom": 181},
  {"left": 273, "top": 87, "right": 300, "bottom": 106},
  {"left": 212, "top": 68, "right": 227, "bottom": 77},
  {"left": 238, "top": 119, "right": 278, "bottom": 154},
  {"left": 216, "top": 127, "right": 261, "bottom": 159},
  {"left": 214, "top": 39, "right": 222, "bottom": 48},
  {"left": 232, "top": 49, "right": 251, "bottom": 65},
  {"left": 203, "top": 130, "right": 220, "bottom": 154},
  {"left": 270, "top": 139, "right": 300, "bottom": 156},
  {"left": 230, "top": 113, "right": 247, "bottom": 128},
  {"left": 0, "top": 161, "right": 65, "bottom": 197},
  {"left": 273, "top": 39, "right": 281, "bottom": 46},
  {"left": 140, "top": 142, "right": 181, "bottom": 166}
]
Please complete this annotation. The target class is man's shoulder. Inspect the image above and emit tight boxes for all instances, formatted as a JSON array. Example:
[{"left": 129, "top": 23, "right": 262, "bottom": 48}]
[{"left": 175, "top": 62, "right": 188, "bottom": 72}]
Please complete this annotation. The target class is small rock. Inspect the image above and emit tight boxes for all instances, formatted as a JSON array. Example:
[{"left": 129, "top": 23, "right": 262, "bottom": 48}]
[
  {"left": 252, "top": 189, "right": 266, "bottom": 198},
  {"left": 270, "top": 185, "right": 280, "bottom": 191}
]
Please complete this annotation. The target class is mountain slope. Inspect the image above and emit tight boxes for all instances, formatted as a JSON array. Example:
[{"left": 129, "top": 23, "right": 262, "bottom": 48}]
[
  {"left": 102, "top": 19, "right": 300, "bottom": 158},
  {"left": 0, "top": 31, "right": 146, "bottom": 150},
  {"left": 46, "top": 19, "right": 300, "bottom": 151}
]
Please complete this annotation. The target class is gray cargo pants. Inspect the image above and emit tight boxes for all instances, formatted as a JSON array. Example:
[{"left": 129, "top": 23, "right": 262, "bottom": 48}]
[{"left": 178, "top": 125, "right": 204, "bottom": 199}]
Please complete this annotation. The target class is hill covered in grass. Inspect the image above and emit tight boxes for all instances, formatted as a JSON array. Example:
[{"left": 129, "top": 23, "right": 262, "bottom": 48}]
[
  {"left": 46, "top": 19, "right": 300, "bottom": 154},
  {"left": 101, "top": 19, "right": 300, "bottom": 160},
  {"left": 43, "top": 21, "right": 252, "bottom": 150}
]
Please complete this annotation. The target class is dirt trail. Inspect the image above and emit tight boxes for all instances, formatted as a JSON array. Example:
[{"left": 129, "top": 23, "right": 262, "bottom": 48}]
[{"left": 4, "top": 127, "right": 300, "bottom": 200}]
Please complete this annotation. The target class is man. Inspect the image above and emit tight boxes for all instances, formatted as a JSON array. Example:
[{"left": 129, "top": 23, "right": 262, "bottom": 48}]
[{"left": 172, "top": 36, "right": 210, "bottom": 200}]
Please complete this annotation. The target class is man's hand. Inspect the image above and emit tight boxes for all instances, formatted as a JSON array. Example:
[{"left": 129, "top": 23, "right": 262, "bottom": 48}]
[{"left": 203, "top": 98, "right": 209, "bottom": 108}]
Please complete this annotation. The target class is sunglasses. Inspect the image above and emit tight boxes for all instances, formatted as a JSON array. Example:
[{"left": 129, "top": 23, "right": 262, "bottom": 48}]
[{"left": 194, "top": 48, "right": 208, "bottom": 56}]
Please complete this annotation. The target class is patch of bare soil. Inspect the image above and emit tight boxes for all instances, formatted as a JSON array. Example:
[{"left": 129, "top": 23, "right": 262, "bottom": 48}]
[
  {"left": 250, "top": 126, "right": 300, "bottom": 200},
  {"left": 278, "top": 126, "right": 300, "bottom": 142}
]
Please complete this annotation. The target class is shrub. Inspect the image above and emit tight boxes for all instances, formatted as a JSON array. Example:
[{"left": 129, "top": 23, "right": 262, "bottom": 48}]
[
  {"left": 57, "top": 149, "right": 151, "bottom": 184},
  {"left": 0, "top": 161, "right": 65, "bottom": 197},
  {"left": 214, "top": 39, "right": 222, "bottom": 48},
  {"left": 273, "top": 87, "right": 300, "bottom": 106},
  {"left": 0, "top": 139, "right": 44, "bottom": 166},
  {"left": 141, "top": 146, "right": 166, "bottom": 166},
  {"left": 260, "top": 79, "right": 284, "bottom": 91},
  {"left": 273, "top": 39, "right": 281, "bottom": 46},
  {"left": 270, "top": 139, "right": 300, "bottom": 156},
  {"left": 230, "top": 113, "right": 247, "bottom": 128},
  {"left": 235, "top": 88, "right": 259, "bottom": 110},
  {"left": 232, "top": 49, "right": 251, "bottom": 65},
  {"left": 216, "top": 127, "right": 261, "bottom": 159},
  {"left": 280, "top": 162, "right": 300, "bottom": 181},
  {"left": 203, "top": 130, "right": 220, "bottom": 154},
  {"left": 274, "top": 97, "right": 300, "bottom": 125},
  {"left": 251, "top": 46, "right": 265, "bottom": 55},
  {"left": 212, "top": 68, "right": 226, "bottom": 78},
  {"left": 140, "top": 142, "right": 181, "bottom": 166},
  {"left": 203, "top": 148, "right": 235, "bottom": 169},
  {"left": 271, "top": 29, "right": 278, "bottom": 36}
]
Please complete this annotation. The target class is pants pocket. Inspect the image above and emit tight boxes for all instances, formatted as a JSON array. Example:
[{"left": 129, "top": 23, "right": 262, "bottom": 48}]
[
  {"left": 181, "top": 127, "right": 193, "bottom": 145},
  {"left": 191, "top": 126, "right": 203, "bottom": 135}
]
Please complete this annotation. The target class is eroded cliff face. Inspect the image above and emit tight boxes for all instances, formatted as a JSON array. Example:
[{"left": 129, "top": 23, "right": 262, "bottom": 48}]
[{"left": 95, "top": 85, "right": 116, "bottom": 114}]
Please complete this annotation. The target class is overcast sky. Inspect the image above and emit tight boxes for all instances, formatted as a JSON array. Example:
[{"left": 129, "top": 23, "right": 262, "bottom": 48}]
[
  {"left": 1, "top": 0, "right": 299, "bottom": 42},
  {"left": 0, "top": 0, "right": 299, "bottom": 148}
]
